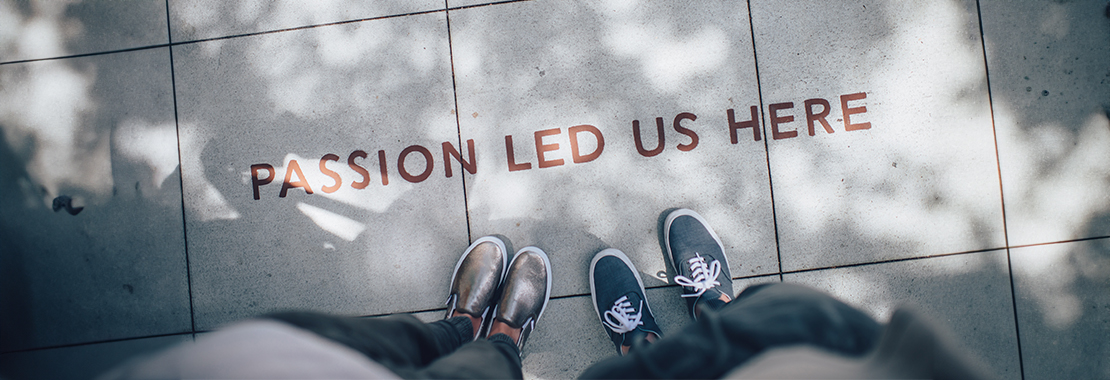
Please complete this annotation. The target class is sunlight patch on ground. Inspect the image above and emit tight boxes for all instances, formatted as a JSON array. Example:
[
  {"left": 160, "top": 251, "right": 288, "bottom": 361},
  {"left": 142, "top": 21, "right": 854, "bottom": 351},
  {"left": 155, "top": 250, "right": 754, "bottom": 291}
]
[
  {"left": 296, "top": 202, "right": 366, "bottom": 242},
  {"left": 114, "top": 119, "right": 179, "bottom": 190}
]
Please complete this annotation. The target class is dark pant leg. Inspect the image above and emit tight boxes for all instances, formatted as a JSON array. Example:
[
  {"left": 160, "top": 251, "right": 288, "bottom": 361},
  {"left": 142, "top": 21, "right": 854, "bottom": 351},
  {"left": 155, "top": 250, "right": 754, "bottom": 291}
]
[
  {"left": 417, "top": 333, "right": 523, "bottom": 379},
  {"left": 265, "top": 311, "right": 471, "bottom": 377},
  {"left": 580, "top": 283, "right": 882, "bottom": 379}
]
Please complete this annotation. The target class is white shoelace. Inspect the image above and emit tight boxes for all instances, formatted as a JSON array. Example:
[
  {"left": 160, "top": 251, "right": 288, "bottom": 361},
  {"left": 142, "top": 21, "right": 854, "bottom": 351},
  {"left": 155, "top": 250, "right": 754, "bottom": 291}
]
[
  {"left": 603, "top": 295, "right": 644, "bottom": 333},
  {"left": 673, "top": 253, "right": 721, "bottom": 298}
]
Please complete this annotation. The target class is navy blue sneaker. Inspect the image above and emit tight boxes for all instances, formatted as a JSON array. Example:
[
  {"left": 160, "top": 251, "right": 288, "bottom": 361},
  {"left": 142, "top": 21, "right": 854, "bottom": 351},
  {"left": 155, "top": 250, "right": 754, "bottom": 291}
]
[
  {"left": 664, "top": 209, "right": 733, "bottom": 319},
  {"left": 590, "top": 248, "right": 662, "bottom": 355}
]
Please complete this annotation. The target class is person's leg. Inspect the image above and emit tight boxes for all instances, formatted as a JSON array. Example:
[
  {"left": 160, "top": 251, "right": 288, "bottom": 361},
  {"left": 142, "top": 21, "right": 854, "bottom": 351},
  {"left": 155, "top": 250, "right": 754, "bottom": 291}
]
[
  {"left": 266, "top": 236, "right": 512, "bottom": 378},
  {"left": 418, "top": 334, "right": 523, "bottom": 379},
  {"left": 265, "top": 311, "right": 472, "bottom": 374},
  {"left": 580, "top": 283, "right": 882, "bottom": 379},
  {"left": 418, "top": 246, "right": 552, "bottom": 379},
  {"left": 581, "top": 210, "right": 880, "bottom": 379}
]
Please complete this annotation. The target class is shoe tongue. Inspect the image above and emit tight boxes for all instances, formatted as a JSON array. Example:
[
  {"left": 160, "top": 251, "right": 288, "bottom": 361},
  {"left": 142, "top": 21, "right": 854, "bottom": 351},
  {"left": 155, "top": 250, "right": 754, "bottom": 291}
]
[
  {"left": 619, "top": 291, "right": 644, "bottom": 306},
  {"left": 688, "top": 250, "right": 730, "bottom": 278}
]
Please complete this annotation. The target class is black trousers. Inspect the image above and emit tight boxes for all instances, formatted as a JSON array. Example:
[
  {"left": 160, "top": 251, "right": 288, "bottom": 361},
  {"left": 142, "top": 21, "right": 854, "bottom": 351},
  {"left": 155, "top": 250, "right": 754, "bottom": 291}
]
[
  {"left": 580, "top": 283, "right": 883, "bottom": 379},
  {"left": 266, "top": 312, "right": 522, "bottom": 379}
]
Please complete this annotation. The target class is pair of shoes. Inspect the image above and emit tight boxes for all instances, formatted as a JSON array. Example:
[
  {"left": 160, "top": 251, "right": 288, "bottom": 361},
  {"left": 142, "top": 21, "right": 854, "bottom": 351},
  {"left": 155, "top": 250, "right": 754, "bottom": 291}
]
[
  {"left": 445, "top": 236, "right": 551, "bottom": 352},
  {"left": 590, "top": 209, "right": 733, "bottom": 354}
]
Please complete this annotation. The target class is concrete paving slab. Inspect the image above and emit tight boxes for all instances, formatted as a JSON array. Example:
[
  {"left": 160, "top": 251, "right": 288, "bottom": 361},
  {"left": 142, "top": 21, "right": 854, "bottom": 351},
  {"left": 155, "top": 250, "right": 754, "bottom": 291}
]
[
  {"left": 451, "top": 0, "right": 778, "bottom": 300},
  {"left": 1011, "top": 239, "right": 1110, "bottom": 380},
  {"left": 169, "top": 0, "right": 442, "bottom": 42},
  {"left": 0, "top": 0, "right": 168, "bottom": 63},
  {"left": 172, "top": 13, "right": 470, "bottom": 330},
  {"left": 750, "top": 0, "right": 1006, "bottom": 271},
  {"left": 981, "top": 0, "right": 1110, "bottom": 246},
  {"left": 785, "top": 250, "right": 1021, "bottom": 379},
  {"left": 0, "top": 48, "right": 191, "bottom": 351},
  {"left": 0, "top": 334, "right": 191, "bottom": 380}
]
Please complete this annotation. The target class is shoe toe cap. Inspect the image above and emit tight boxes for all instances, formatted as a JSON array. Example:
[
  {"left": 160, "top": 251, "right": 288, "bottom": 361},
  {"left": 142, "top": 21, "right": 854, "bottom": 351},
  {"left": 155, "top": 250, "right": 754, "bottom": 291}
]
[
  {"left": 497, "top": 250, "right": 550, "bottom": 327},
  {"left": 451, "top": 241, "right": 505, "bottom": 314}
]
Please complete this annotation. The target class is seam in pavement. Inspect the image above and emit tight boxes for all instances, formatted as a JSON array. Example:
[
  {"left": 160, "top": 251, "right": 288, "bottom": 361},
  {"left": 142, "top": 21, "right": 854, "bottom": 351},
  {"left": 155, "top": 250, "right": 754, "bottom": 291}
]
[
  {"left": 0, "top": 1, "right": 533, "bottom": 66},
  {"left": 165, "top": 0, "right": 197, "bottom": 335},
  {"left": 974, "top": 0, "right": 1025, "bottom": 377},
  {"left": 744, "top": 0, "right": 785, "bottom": 283}
]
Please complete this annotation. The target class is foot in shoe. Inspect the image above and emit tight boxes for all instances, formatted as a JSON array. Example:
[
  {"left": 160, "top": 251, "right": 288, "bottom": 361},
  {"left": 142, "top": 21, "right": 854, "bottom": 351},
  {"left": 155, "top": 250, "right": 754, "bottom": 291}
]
[
  {"left": 664, "top": 209, "right": 734, "bottom": 320},
  {"left": 590, "top": 248, "right": 662, "bottom": 355},
  {"left": 491, "top": 246, "right": 551, "bottom": 353},
  {"left": 445, "top": 236, "right": 508, "bottom": 340}
]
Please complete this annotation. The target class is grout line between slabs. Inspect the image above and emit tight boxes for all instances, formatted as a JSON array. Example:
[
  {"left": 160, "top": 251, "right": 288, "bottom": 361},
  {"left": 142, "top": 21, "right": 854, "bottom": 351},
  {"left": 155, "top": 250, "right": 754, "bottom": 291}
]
[
  {"left": 1009, "top": 235, "right": 1110, "bottom": 249},
  {"left": 0, "top": 332, "right": 195, "bottom": 355},
  {"left": 165, "top": 0, "right": 197, "bottom": 335},
  {"left": 974, "top": 1, "right": 1024, "bottom": 378},
  {"left": 779, "top": 246, "right": 1004, "bottom": 276},
  {"left": 444, "top": 1, "right": 473, "bottom": 243},
  {"left": 0, "top": 44, "right": 172, "bottom": 66},
  {"left": 744, "top": 0, "right": 785, "bottom": 282},
  {"left": 0, "top": 1, "right": 533, "bottom": 66}
]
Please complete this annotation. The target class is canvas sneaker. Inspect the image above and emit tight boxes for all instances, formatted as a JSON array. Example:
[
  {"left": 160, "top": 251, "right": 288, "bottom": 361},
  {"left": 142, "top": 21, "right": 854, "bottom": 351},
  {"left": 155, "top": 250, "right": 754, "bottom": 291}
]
[
  {"left": 664, "top": 209, "right": 733, "bottom": 319},
  {"left": 590, "top": 248, "right": 662, "bottom": 355}
]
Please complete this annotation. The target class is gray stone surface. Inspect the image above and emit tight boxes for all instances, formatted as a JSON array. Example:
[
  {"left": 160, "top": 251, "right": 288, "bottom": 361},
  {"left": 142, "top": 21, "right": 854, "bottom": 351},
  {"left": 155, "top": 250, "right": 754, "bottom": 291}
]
[
  {"left": 4, "top": 1, "right": 1108, "bottom": 379},
  {"left": 0, "top": 48, "right": 191, "bottom": 351},
  {"left": 172, "top": 12, "right": 470, "bottom": 330},
  {"left": 1011, "top": 239, "right": 1110, "bottom": 380},
  {"left": 451, "top": 0, "right": 779, "bottom": 299},
  {"left": 0, "top": 334, "right": 192, "bottom": 380},
  {"left": 0, "top": 0, "right": 168, "bottom": 63},
  {"left": 981, "top": 0, "right": 1110, "bottom": 246},
  {"left": 785, "top": 250, "right": 1021, "bottom": 379},
  {"left": 169, "top": 0, "right": 442, "bottom": 42},
  {"left": 750, "top": 0, "right": 1006, "bottom": 271}
]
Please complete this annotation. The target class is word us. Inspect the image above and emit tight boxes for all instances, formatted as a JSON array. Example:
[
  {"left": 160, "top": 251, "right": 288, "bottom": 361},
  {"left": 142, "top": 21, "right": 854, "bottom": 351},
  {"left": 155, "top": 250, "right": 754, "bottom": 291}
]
[{"left": 250, "top": 92, "right": 871, "bottom": 200}]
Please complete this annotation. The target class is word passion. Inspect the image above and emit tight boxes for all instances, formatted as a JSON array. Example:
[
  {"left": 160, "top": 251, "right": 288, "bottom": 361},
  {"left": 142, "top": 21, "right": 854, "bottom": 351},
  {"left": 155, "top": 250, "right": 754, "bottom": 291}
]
[{"left": 249, "top": 92, "right": 871, "bottom": 200}]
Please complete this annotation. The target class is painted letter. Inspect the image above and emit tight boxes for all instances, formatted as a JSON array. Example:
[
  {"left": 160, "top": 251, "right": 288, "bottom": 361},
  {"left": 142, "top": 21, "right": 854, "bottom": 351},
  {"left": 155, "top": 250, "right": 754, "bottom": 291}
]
[
  {"left": 348, "top": 150, "right": 370, "bottom": 189},
  {"left": 319, "top": 153, "right": 341, "bottom": 194},
  {"left": 633, "top": 118, "right": 665, "bottom": 157},
  {"left": 398, "top": 145, "right": 434, "bottom": 183},
  {"left": 505, "top": 135, "right": 532, "bottom": 172},
  {"left": 728, "top": 106, "right": 761, "bottom": 143},
  {"left": 769, "top": 102, "right": 798, "bottom": 140},
  {"left": 840, "top": 92, "right": 871, "bottom": 131},
  {"left": 279, "top": 159, "right": 314, "bottom": 197},
  {"left": 378, "top": 150, "right": 389, "bottom": 186},
  {"left": 569, "top": 124, "right": 604, "bottom": 164},
  {"left": 534, "top": 128, "right": 564, "bottom": 168},
  {"left": 674, "top": 112, "right": 699, "bottom": 151},
  {"left": 250, "top": 163, "right": 275, "bottom": 200},
  {"left": 443, "top": 139, "right": 477, "bottom": 177},
  {"left": 804, "top": 98, "right": 834, "bottom": 136}
]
